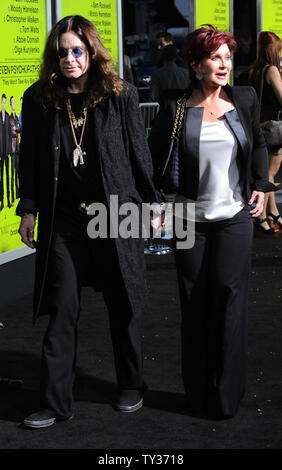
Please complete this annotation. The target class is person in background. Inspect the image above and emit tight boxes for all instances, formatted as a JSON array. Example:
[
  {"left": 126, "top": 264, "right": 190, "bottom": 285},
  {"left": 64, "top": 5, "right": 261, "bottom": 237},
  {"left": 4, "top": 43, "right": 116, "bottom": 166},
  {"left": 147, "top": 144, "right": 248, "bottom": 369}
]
[
  {"left": 150, "top": 45, "right": 189, "bottom": 105},
  {"left": 149, "top": 26, "right": 277, "bottom": 419},
  {"left": 156, "top": 31, "right": 188, "bottom": 70},
  {"left": 249, "top": 31, "right": 282, "bottom": 234},
  {"left": 19, "top": 97, "right": 23, "bottom": 137},
  {"left": 123, "top": 54, "right": 135, "bottom": 85},
  {"left": 0, "top": 93, "right": 11, "bottom": 211},
  {"left": 9, "top": 96, "right": 21, "bottom": 203},
  {"left": 17, "top": 15, "right": 161, "bottom": 429}
]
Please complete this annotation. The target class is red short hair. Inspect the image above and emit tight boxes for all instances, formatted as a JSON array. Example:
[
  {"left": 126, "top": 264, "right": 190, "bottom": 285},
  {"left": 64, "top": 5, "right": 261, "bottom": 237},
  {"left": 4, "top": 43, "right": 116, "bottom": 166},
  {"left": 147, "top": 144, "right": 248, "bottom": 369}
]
[{"left": 182, "top": 25, "right": 237, "bottom": 73}]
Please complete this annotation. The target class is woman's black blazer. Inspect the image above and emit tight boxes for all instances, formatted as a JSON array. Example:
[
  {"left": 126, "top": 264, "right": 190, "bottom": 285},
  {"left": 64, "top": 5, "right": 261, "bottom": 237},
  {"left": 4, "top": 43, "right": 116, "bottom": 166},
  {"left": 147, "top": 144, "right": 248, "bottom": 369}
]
[{"left": 148, "top": 83, "right": 277, "bottom": 202}]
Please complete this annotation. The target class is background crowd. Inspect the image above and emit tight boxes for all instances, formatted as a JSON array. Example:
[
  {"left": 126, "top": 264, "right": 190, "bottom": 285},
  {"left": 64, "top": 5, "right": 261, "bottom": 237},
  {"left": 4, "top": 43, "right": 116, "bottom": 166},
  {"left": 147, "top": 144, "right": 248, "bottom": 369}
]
[{"left": 0, "top": 94, "right": 22, "bottom": 212}]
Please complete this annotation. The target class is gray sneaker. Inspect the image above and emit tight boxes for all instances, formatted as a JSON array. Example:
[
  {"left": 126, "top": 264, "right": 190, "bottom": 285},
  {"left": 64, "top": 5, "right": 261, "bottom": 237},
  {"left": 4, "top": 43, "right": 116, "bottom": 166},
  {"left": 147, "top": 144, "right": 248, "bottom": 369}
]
[
  {"left": 115, "top": 390, "right": 143, "bottom": 413},
  {"left": 23, "top": 409, "right": 73, "bottom": 429}
]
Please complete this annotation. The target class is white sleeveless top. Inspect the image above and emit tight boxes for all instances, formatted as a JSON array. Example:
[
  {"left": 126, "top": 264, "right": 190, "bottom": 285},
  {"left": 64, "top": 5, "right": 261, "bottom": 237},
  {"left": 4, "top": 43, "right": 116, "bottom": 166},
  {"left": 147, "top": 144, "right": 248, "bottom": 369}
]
[{"left": 176, "top": 118, "right": 244, "bottom": 222}]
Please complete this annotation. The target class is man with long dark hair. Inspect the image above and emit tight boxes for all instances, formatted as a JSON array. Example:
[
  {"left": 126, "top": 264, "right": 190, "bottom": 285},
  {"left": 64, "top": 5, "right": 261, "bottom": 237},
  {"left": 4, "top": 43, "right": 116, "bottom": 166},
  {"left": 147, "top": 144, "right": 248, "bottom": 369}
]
[{"left": 17, "top": 15, "right": 161, "bottom": 429}]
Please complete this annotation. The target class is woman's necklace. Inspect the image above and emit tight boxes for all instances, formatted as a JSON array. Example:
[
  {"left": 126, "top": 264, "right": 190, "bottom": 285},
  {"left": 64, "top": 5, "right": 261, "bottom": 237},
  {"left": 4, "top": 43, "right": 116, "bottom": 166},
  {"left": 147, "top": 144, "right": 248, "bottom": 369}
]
[
  {"left": 67, "top": 99, "right": 87, "bottom": 167},
  {"left": 204, "top": 101, "right": 234, "bottom": 117},
  {"left": 198, "top": 88, "right": 233, "bottom": 117},
  {"left": 203, "top": 99, "right": 220, "bottom": 116}
]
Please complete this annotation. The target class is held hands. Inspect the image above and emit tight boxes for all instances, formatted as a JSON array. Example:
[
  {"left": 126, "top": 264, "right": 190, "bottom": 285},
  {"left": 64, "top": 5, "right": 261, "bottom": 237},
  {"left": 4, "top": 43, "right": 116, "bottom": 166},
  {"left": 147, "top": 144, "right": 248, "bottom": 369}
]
[
  {"left": 17, "top": 196, "right": 264, "bottom": 248},
  {"left": 19, "top": 214, "right": 36, "bottom": 249},
  {"left": 248, "top": 191, "right": 264, "bottom": 218},
  {"left": 150, "top": 213, "right": 166, "bottom": 231}
]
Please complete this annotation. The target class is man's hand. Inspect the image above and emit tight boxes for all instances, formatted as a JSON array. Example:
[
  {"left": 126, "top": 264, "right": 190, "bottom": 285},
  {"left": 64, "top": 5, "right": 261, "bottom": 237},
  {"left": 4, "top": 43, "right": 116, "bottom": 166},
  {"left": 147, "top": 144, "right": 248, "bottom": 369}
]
[{"left": 18, "top": 214, "right": 36, "bottom": 249}]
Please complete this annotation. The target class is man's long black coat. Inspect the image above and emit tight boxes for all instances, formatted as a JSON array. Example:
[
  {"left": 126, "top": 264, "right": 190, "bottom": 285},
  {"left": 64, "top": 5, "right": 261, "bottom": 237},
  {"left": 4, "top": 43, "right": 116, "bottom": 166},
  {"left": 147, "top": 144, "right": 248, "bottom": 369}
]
[{"left": 17, "top": 81, "right": 161, "bottom": 322}]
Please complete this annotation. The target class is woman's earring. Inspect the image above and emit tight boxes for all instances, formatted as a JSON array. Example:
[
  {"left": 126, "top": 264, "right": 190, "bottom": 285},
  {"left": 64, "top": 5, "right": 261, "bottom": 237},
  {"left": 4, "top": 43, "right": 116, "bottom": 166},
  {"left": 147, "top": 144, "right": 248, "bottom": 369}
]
[{"left": 196, "top": 71, "right": 203, "bottom": 80}]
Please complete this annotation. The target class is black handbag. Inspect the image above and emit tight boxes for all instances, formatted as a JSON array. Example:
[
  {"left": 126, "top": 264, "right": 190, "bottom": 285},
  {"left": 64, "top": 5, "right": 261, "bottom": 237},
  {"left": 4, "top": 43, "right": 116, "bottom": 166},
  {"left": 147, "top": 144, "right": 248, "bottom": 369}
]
[
  {"left": 259, "top": 65, "right": 282, "bottom": 150},
  {"left": 160, "top": 94, "right": 186, "bottom": 193},
  {"left": 260, "top": 118, "right": 282, "bottom": 149}
]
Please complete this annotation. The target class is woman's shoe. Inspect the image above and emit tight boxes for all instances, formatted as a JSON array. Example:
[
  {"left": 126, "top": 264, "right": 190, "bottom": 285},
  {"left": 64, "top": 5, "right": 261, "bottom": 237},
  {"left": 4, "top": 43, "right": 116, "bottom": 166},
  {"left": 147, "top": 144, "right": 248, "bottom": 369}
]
[
  {"left": 268, "top": 212, "right": 282, "bottom": 229},
  {"left": 254, "top": 217, "right": 276, "bottom": 235}
]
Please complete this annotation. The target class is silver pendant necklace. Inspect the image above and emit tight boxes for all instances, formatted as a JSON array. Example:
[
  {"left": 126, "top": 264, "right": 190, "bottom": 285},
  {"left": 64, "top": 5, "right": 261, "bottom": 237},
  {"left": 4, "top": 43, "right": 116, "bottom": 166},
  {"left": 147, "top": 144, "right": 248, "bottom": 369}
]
[
  {"left": 67, "top": 99, "right": 87, "bottom": 167},
  {"left": 204, "top": 102, "right": 233, "bottom": 117},
  {"left": 204, "top": 105, "right": 216, "bottom": 115}
]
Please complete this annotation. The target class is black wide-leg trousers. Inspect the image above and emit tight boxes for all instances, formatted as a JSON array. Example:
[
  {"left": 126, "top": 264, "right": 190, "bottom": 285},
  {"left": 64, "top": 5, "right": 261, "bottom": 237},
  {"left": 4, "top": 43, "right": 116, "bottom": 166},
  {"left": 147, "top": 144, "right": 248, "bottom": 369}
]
[
  {"left": 174, "top": 207, "right": 254, "bottom": 416},
  {"left": 40, "top": 207, "right": 145, "bottom": 417}
]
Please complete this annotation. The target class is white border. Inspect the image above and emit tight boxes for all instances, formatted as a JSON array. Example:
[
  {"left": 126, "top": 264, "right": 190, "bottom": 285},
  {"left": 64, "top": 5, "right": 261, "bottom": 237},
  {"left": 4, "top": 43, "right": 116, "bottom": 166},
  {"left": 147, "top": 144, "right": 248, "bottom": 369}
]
[
  {"left": 256, "top": 0, "right": 262, "bottom": 38},
  {"left": 189, "top": 0, "right": 196, "bottom": 31},
  {"left": 55, "top": 0, "right": 61, "bottom": 23},
  {"left": 117, "top": 0, "right": 124, "bottom": 78},
  {"left": 0, "top": 246, "right": 35, "bottom": 266},
  {"left": 46, "top": 0, "right": 52, "bottom": 33}
]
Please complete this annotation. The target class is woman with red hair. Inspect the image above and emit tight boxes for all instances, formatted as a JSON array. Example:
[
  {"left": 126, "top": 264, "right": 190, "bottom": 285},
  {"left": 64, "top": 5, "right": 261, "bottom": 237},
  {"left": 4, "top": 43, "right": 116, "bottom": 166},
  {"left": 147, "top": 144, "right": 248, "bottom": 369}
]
[
  {"left": 149, "top": 26, "right": 276, "bottom": 418},
  {"left": 249, "top": 31, "right": 282, "bottom": 234}
]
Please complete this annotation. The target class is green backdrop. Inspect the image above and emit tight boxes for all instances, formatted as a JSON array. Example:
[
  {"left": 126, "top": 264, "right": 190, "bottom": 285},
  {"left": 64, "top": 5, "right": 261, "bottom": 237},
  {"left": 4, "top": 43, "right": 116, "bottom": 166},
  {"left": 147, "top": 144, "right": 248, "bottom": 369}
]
[
  {"left": 61, "top": 0, "right": 119, "bottom": 67},
  {"left": 195, "top": 0, "right": 230, "bottom": 31},
  {"left": 0, "top": 0, "right": 46, "bottom": 259},
  {"left": 262, "top": 0, "right": 282, "bottom": 41}
]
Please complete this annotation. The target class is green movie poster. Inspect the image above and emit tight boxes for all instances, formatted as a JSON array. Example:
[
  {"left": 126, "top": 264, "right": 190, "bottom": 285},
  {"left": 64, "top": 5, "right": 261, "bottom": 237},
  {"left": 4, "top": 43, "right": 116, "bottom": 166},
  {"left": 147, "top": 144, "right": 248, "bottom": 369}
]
[
  {"left": 61, "top": 0, "right": 119, "bottom": 67},
  {"left": 196, "top": 0, "right": 230, "bottom": 31},
  {"left": 262, "top": 0, "right": 282, "bottom": 41},
  {"left": 0, "top": 0, "right": 46, "bottom": 263}
]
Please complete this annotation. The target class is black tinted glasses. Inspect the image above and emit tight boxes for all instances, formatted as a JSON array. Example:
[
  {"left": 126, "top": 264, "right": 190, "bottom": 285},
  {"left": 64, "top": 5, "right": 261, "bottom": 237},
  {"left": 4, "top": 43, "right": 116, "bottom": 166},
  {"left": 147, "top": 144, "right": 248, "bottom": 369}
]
[{"left": 58, "top": 47, "right": 84, "bottom": 59}]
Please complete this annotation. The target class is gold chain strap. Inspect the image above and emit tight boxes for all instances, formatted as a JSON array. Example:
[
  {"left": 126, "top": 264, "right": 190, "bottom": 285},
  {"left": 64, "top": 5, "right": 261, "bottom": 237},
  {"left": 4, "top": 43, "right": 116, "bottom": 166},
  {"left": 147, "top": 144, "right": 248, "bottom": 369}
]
[
  {"left": 258, "top": 64, "right": 269, "bottom": 118},
  {"left": 171, "top": 95, "right": 186, "bottom": 139}
]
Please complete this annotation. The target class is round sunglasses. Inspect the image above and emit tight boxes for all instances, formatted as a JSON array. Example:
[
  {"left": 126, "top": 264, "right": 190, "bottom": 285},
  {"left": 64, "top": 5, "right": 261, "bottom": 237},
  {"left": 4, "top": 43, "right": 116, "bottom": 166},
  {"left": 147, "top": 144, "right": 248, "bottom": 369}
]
[{"left": 58, "top": 47, "right": 85, "bottom": 59}]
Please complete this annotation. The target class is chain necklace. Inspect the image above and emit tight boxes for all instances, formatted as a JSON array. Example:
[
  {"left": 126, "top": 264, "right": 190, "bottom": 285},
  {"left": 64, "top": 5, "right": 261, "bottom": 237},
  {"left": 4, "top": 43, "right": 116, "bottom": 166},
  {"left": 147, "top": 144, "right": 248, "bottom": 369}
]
[
  {"left": 67, "top": 99, "right": 87, "bottom": 128},
  {"left": 198, "top": 87, "right": 234, "bottom": 117},
  {"left": 203, "top": 101, "right": 220, "bottom": 116},
  {"left": 204, "top": 102, "right": 234, "bottom": 117},
  {"left": 203, "top": 99, "right": 234, "bottom": 117},
  {"left": 67, "top": 99, "right": 87, "bottom": 167}
]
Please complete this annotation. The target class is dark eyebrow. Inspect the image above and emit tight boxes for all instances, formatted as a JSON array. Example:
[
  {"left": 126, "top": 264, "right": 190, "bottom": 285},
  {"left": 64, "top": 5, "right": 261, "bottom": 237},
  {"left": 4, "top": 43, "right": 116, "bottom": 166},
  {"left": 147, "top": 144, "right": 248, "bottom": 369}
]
[{"left": 58, "top": 45, "right": 85, "bottom": 50}]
